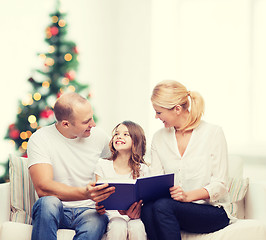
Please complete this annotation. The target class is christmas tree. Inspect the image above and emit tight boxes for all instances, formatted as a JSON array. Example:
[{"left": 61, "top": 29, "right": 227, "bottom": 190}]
[{"left": 1, "top": 3, "right": 93, "bottom": 183}]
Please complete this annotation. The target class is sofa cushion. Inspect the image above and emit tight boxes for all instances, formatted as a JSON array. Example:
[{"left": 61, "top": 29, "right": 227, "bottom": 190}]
[
  {"left": 227, "top": 177, "right": 249, "bottom": 219},
  {"left": 9, "top": 154, "right": 36, "bottom": 224},
  {"left": 0, "top": 221, "right": 75, "bottom": 240},
  {"left": 180, "top": 219, "right": 266, "bottom": 240},
  {"left": 1, "top": 220, "right": 265, "bottom": 240}
]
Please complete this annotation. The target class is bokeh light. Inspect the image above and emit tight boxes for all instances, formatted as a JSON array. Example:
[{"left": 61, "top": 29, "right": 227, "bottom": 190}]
[
  {"left": 28, "top": 115, "right": 36, "bottom": 124},
  {"left": 64, "top": 53, "right": 72, "bottom": 61}
]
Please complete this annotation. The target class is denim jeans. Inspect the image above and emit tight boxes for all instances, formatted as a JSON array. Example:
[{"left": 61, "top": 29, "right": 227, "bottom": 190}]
[
  {"left": 31, "top": 196, "right": 109, "bottom": 240},
  {"left": 141, "top": 198, "right": 229, "bottom": 240}
]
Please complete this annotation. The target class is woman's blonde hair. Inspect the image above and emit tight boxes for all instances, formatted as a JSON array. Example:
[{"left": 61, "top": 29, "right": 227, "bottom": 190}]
[
  {"left": 109, "top": 121, "right": 147, "bottom": 179},
  {"left": 151, "top": 80, "right": 205, "bottom": 131}
]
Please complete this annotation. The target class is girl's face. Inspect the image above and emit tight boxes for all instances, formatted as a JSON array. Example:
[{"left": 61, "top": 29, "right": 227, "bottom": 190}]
[{"left": 113, "top": 124, "right": 132, "bottom": 152}]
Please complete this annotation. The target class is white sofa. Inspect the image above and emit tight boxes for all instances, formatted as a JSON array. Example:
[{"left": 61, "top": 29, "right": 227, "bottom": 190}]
[{"left": 0, "top": 155, "right": 266, "bottom": 240}]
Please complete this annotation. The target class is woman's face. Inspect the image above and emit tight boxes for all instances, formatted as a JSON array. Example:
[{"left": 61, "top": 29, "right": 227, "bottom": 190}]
[
  {"left": 112, "top": 124, "right": 133, "bottom": 152},
  {"left": 153, "top": 104, "right": 178, "bottom": 128}
]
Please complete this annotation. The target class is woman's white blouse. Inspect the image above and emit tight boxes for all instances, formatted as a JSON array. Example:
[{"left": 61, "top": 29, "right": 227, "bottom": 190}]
[{"left": 150, "top": 121, "right": 230, "bottom": 206}]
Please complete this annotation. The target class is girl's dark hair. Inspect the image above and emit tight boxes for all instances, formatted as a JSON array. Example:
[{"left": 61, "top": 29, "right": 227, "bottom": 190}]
[{"left": 109, "top": 120, "right": 147, "bottom": 179}]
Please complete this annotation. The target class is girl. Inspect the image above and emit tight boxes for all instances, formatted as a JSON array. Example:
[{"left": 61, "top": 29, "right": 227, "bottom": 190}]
[{"left": 95, "top": 120, "right": 149, "bottom": 240}]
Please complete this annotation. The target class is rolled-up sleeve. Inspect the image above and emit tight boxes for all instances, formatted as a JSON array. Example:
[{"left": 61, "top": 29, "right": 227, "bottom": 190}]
[{"left": 204, "top": 127, "right": 229, "bottom": 202}]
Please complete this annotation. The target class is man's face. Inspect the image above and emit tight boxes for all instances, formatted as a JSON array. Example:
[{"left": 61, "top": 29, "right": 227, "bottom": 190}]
[{"left": 68, "top": 101, "right": 96, "bottom": 138}]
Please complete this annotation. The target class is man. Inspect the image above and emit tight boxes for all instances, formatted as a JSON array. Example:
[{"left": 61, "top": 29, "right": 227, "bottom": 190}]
[{"left": 27, "top": 92, "right": 115, "bottom": 240}]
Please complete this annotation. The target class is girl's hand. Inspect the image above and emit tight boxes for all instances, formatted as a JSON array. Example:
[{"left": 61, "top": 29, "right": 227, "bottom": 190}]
[
  {"left": 95, "top": 203, "right": 106, "bottom": 215},
  {"left": 118, "top": 200, "right": 142, "bottom": 219},
  {"left": 170, "top": 185, "right": 189, "bottom": 202}
]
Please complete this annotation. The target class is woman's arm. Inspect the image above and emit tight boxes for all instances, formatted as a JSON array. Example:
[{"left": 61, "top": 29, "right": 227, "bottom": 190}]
[
  {"left": 170, "top": 186, "right": 209, "bottom": 202},
  {"left": 203, "top": 127, "right": 229, "bottom": 202}
]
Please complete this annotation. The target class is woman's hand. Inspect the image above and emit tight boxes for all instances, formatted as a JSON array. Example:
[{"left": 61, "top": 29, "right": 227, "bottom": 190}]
[
  {"left": 95, "top": 203, "right": 106, "bottom": 215},
  {"left": 170, "top": 186, "right": 210, "bottom": 202},
  {"left": 118, "top": 200, "right": 142, "bottom": 219},
  {"left": 170, "top": 185, "right": 190, "bottom": 202}
]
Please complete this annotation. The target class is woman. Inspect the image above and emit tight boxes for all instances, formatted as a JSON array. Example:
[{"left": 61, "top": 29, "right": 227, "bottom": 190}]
[{"left": 141, "top": 80, "right": 233, "bottom": 240}]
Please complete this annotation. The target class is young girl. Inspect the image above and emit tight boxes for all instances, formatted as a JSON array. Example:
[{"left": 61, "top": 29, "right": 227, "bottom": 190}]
[{"left": 95, "top": 120, "right": 149, "bottom": 240}]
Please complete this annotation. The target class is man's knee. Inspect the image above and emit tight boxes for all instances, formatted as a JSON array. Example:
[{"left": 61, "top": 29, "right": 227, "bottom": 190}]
[
  {"left": 33, "top": 196, "right": 63, "bottom": 219},
  {"left": 78, "top": 209, "right": 109, "bottom": 231}
]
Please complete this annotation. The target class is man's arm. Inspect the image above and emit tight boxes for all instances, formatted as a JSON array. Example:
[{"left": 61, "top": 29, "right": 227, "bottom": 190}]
[{"left": 29, "top": 163, "right": 115, "bottom": 202}]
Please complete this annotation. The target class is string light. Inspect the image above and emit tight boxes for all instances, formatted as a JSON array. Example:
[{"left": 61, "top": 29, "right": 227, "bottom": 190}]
[
  {"left": 22, "top": 94, "right": 33, "bottom": 106},
  {"left": 9, "top": 140, "right": 15, "bottom": 147},
  {"left": 46, "top": 27, "right": 52, "bottom": 39},
  {"left": 68, "top": 85, "right": 76, "bottom": 92},
  {"left": 58, "top": 19, "right": 66, "bottom": 27},
  {"left": 20, "top": 132, "right": 28, "bottom": 140},
  {"left": 45, "top": 57, "right": 55, "bottom": 66},
  {"left": 51, "top": 16, "right": 58, "bottom": 23},
  {"left": 64, "top": 53, "right": 72, "bottom": 61},
  {"left": 42, "top": 81, "right": 50, "bottom": 88},
  {"left": 26, "top": 131, "right": 32, "bottom": 138},
  {"left": 19, "top": 146, "right": 26, "bottom": 153},
  {"left": 33, "top": 92, "right": 42, "bottom": 101},
  {"left": 28, "top": 115, "right": 36, "bottom": 124},
  {"left": 62, "top": 78, "right": 69, "bottom": 85},
  {"left": 48, "top": 45, "right": 55, "bottom": 53},
  {"left": 30, "top": 122, "right": 38, "bottom": 129},
  {"left": 21, "top": 141, "right": 28, "bottom": 150},
  {"left": 39, "top": 53, "right": 46, "bottom": 59}
]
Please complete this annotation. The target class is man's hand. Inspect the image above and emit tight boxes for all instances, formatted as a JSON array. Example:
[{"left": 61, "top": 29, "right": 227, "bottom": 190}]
[
  {"left": 86, "top": 182, "right": 115, "bottom": 203},
  {"left": 118, "top": 200, "right": 142, "bottom": 219},
  {"left": 95, "top": 203, "right": 106, "bottom": 215}
]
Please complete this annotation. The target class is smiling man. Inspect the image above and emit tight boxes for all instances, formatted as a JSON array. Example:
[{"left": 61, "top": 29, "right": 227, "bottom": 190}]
[{"left": 27, "top": 92, "right": 115, "bottom": 240}]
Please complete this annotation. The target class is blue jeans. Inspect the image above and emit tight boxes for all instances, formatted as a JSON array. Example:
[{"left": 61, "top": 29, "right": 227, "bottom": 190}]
[
  {"left": 31, "top": 196, "right": 109, "bottom": 240},
  {"left": 141, "top": 198, "right": 229, "bottom": 240}
]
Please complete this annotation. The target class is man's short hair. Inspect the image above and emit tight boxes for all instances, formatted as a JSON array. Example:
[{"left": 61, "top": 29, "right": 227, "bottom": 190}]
[{"left": 53, "top": 92, "right": 87, "bottom": 123}]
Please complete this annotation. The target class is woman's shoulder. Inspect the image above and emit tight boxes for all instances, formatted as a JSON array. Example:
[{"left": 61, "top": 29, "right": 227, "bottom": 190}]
[
  {"left": 196, "top": 121, "right": 225, "bottom": 140},
  {"left": 198, "top": 120, "right": 223, "bottom": 132}
]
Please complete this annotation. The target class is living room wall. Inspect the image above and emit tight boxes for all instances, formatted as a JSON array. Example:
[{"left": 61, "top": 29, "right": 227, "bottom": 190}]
[{"left": 1, "top": 0, "right": 266, "bottom": 171}]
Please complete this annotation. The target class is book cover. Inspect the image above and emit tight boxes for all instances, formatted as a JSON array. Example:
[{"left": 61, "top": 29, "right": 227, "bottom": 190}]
[{"left": 97, "top": 173, "right": 174, "bottom": 210}]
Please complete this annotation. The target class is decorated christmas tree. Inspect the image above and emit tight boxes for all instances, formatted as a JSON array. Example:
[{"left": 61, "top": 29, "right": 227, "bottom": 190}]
[{"left": 1, "top": 3, "right": 93, "bottom": 183}]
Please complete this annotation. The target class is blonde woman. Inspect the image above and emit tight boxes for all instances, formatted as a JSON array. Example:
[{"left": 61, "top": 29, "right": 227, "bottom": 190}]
[{"left": 141, "top": 80, "right": 233, "bottom": 240}]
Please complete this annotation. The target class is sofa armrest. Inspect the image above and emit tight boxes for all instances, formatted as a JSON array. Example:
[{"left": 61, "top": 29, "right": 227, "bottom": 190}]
[
  {"left": 0, "top": 183, "right": 10, "bottom": 224},
  {"left": 245, "top": 180, "right": 266, "bottom": 222}
]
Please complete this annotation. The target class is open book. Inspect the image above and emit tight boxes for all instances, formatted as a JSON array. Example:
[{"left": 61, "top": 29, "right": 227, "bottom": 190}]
[{"left": 96, "top": 173, "right": 174, "bottom": 210}]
